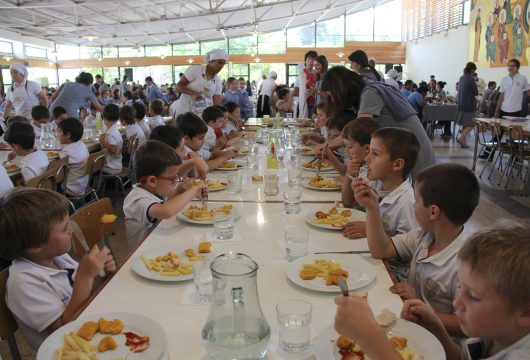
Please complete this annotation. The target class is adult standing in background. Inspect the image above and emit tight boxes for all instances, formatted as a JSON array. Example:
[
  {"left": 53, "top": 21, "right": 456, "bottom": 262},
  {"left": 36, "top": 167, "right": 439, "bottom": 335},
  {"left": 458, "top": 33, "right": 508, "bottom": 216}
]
[
  {"left": 293, "top": 50, "right": 318, "bottom": 118},
  {"left": 256, "top": 71, "right": 277, "bottom": 117},
  {"left": 456, "top": 62, "right": 479, "bottom": 148},
  {"left": 385, "top": 69, "right": 400, "bottom": 89},
  {"left": 171, "top": 49, "right": 227, "bottom": 118},
  {"left": 495, "top": 58, "right": 530, "bottom": 118},
  {"left": 237, "top": 77, "right": 253, "bottom": 119},
  {"left": 145, "top": 76, "right": 165, "bottom": 103},
  {"left": 313, "top": 55, "right": 328, "bottom": 107},
  {"left": 3, "top": 64, "right": 48, "bottom": 120},
  {"left": 50, "top": 72, "right": 103, "bottom": 118},
  {"left": 348, "top": 50, "right": 382, "bottom": 82},
  {"left": 92, "top": 74, "right": 108, "bottom": 93},
  {"left": 120, "top": 75, "right": 129, "bottom": 96}
]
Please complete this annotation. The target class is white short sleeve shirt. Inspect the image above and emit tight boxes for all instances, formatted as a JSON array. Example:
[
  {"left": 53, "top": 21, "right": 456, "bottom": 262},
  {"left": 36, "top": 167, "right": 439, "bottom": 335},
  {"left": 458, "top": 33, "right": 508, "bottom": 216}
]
[
  {"left": 124, "top": 185, "right": 164, "bottom": 248},
  {"left": 148, "top": 115, "right": 164, "bottom": 130},
  {"left": 203, "top": 125, "right": 216, "bottom": 151},
  {"left": 379, "top": 178, "right": 418, "bottom": 236},
  {"left": 392, "top": 229, "right": 467, "bottom": 314},
  {"left": 137, "top": 118, "right": 151, "bottom": 139},
  {"left": 499, "top": 73, "right": 530, "bottom": 113},
  {"left": 60, "top": 141, "right": 89, "bottom": 195},
  {"left": 6, "top": 254, "right": 79, "bottom": 351},
  {"left": 125, "top": 124, "right": 147, "bottom": 146},
  {"left": 463, "top": 332, "right": 530, "bottom": 360},
  {"left": 20, "top": 149, "right": 49, "bottom": 183},
  {"left": 0, "top": 165, "right": 14, "bottom": 197},
  {"left": 102, "top": 123, "right": 123, "bottom": 174},
  {"left": 31, "top": 122, "right": 43, "bottom": 139},
  {"left": 6, "top": 80, "right": 42, "bottom": 119},
  {"left": 83, "top": 114, "right": 96, "bottom": 129}
]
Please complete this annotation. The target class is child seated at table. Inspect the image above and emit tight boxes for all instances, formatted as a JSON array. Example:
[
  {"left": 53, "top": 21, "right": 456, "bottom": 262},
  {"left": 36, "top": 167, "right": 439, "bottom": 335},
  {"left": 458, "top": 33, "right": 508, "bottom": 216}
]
[
  {"left": 132, "top": 102, "right": 150, "bottom": 139},
  {"left": 83, "top": 104, "right": 97, "bottom": 130},
  {"left": 147, "top": 99, "right": 164, "bottom": 130},
  {"left": 275, "top": 87, "right": 293, "bottom": 118},
  {"left": 320, "top": 111, "right": 356, "bottom": 176},
  {"left": 224, "top": 102, "right": 242, "bottom": 133},
  {"left": 343, "top": 127, "right": 418, "bottom": 242},
  {"left": 0, "top": 188, "right": 116, "bottom": 351},
  {"left": 353, "top": 163, "right": 480, "bottom": 337},
  {"left": 0, "top": 164, "right": 14, "bottom": 198},
  {"left": 4, "top": 122, "right": 49, "bottom": 184},
  {"left": 176, "top": 112, "right": 237, "bottom": 171},
  {"left": 30, "top": 105, "right": 50, "bottom": 139},
  {"left": 123, "top": 140, "right": 204, "bottom": 248},
  {"left": 202, "top": 106, "right": 227, "bottom": 155},
  {"left": 302, "top": 102, "right": 329, "bottom": 145},
  {"left": 120, "top": 105, "right": 146, "bottom": 147},
  {"left": 57, "top": 118, "right": 89, "bottom": 196},
  {"left": 100, "top": 104, "right": 123, "bottom": 175},
  {"left": 335, "top": 224, "right": 530, "bottom": 360},
  {"left": 150, "top": 125, "right": 208, "bottom": 180},
  {"left": 50, "top": 106, "right": 68, "bottom": 131}
]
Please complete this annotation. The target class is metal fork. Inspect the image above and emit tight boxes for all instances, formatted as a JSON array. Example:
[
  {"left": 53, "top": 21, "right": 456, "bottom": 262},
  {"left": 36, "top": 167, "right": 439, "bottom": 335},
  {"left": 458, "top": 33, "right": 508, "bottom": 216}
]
[
  {"left": 201, "top": 180, "right": 208, "bottom": 207},
  {"left": 317, "top": 142, "right": 329, "bottom": 174}
]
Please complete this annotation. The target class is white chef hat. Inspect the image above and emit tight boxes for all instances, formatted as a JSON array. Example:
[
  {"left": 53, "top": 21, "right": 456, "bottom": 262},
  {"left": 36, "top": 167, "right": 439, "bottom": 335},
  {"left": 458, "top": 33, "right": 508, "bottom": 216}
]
[
  {"left": 387, "top": 68, "right": 400, "bottom": 80},
  {"left": 267, "top": 71, "right": 277, "bottom": 79},
  {"left": 204, "top": 49, "right": 229, "bottom": 63},
  {"left": 10, "top": 63, "right": 28, "bottom": 79}
]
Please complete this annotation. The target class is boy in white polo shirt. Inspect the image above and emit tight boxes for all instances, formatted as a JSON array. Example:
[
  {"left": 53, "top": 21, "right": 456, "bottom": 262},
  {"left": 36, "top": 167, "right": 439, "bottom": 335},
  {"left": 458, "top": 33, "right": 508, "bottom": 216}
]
[
  {"left": 147, "top": 99, "right": 164, "bottom": 130},
  {"left": 50, "top": 106, "right": 68, "bottom": 132},
  {"left": 100, "top": 104, "right": 123, "bottom": 175},
  {"left": 1, "top": 188, "right": 116, "bottom": 351},
  {"left": 30, "top": 105, "right": 50, "bottom": 139},
  {"left": 343, "top": 127, "right": 418, "bottom": 242},
  {"left": 4, "top": 122, "right": 49, "bottom": 184},
  {"left": 353, "top": 163, "right": 480, "bottom": 336},
  {"left": 495, "top": 58, "right": 530, "bottom": 118},
  {"left": 57, "top": 118, "right": 89, "bottom": 196},
  {"left": 123, "top": 141, "right": 204, "bottom": 248}
]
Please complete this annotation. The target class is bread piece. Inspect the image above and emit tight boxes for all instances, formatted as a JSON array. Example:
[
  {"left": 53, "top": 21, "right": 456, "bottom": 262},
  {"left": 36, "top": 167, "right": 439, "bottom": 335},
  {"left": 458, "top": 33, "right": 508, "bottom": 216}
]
[
  {"left": 376, "top": 308, "right": 397, "bottom": 328},
  {"left": 299, "top": 269, "right": 318, "bottom": 280},
  {"left": 76, "top": 321, "right": 98, "bottom": 341},
  {"left": 98, "top": 336, "right": 118, "bottom": 352},
  {"left": 336, "top": 335, "right": 354, "bottom": 349},
  {"left": 198, "top": 242, "right": 212, "bottom": 253}
]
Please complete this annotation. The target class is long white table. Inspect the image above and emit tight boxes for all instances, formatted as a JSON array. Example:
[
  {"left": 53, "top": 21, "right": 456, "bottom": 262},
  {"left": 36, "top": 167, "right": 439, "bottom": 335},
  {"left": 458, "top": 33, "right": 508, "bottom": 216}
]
[{"left": 78, "top": 202, "right": 402, "bottom": 359}]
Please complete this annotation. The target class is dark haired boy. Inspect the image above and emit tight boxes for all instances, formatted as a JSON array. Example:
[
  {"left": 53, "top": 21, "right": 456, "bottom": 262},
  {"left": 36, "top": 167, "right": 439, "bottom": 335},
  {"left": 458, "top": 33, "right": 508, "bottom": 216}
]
[
  {"left": 132, "top": 102, "right": 150, "bottom": 139},
  {"left": 123, "top": 140, "right": 203, "bottom": 247},
  {"left": 353, "top": 163, "right": 480, "bottom": 336},
  {"left": 202, "top": 106, "right": 226, "bottom": 153},
  {"left": 50, "top": 106, "right": 68, "bottom": 131},
  {"left": 321, "top": 111, "right": 356, "bottom": 175},
  {"left": 147, "top": 99, "right": 164, "bottom": 130},
  {"left": 120, "top": 105, "right": 146, "bottom": 146},
  {"left": 30, "top": 105, "right": 50, "bottom": 138},
  {"left": 4, "top": 122, "right": 48, "bottom": 184},
  {"left": 57, "top": 118, "right": 89, "bottom": 195},
  {"left": 83, "top": 104, "right": 98, "bottom": 130},
  {"left": 100, "top": 104, "right": 123, "bottom": 174},
  {"left": 176, "top": 112, "right": 236, "bottom": 171}
]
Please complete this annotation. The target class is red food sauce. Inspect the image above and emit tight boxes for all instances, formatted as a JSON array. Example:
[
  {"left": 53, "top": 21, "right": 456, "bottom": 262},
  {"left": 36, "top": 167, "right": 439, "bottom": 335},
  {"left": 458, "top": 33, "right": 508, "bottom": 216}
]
[{"left": 124, "top": 331, "right": 150, "bottom": 353}]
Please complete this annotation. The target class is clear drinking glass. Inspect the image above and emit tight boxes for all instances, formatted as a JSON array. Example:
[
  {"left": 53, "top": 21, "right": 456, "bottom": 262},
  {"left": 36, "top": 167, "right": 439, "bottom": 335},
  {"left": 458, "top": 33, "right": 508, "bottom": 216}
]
[
  {"left": 264, "top": 175, "right": 279, "bottom": 196},
  {"left": 193, "top": 257, "right": 213, "bottom": 303},
  {"left": 227, "top": 170, "right": 242, "bottom": 194},
  {"left": 283, "top": 188, "right": 302, "bottom": 214},
  {"left": 287, "top": 164, "right": 303, "bottom": 187},
  {"left": 276, "top": 299, "right": 312, "bottom": 353},
  {"left": 213, "top": 210, "right": 234, "bottom": 240},
  {"left": 284, "top": 227, "right": 309, "bottom": 262}
]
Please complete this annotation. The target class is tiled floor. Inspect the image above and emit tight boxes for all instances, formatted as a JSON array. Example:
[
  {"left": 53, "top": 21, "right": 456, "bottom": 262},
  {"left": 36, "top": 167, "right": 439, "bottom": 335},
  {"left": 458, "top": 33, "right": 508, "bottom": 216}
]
[{"left": 1, "top": 135, "right": 528, "bottom": 359}]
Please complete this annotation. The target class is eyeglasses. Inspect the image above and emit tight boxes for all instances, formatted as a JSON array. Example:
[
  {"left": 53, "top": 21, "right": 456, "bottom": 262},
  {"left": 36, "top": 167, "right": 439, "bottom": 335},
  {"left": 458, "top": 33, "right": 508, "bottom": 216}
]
[
  {"left": 137, "top": 175, "right": 183, "bottom": 185},
  {"left": 507, "top": 64, "right": 517, "bottom": 68}
]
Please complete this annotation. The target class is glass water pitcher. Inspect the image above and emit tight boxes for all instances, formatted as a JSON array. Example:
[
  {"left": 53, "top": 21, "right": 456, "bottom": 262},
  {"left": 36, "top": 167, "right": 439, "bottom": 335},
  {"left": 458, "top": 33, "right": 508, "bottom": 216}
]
[
  {"left": 40, "top": 124, "right": 56, "bottom": 149},
  {"left": 202, "top": 253, "right": 270, "bottom": 360}
]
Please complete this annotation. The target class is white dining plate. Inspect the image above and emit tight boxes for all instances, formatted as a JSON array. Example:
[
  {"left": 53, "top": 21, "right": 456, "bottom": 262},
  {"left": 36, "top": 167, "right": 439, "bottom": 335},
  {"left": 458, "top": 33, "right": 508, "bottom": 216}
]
[
  {"left": 215, "top": 162, "right": 244, "bottom": 171},
  {"left": 313, "top": 319, "right": 445, "bottom": 360},
  {"left": 286, "top": 254, "right": 376, "bottom": 293},
  {"left": 303, "top": 164, "right": 335, "bottom": 172},
  {"left": 37, "top": 312, "right": 168, "bottom": 360},
  {"left": 177, "top": 207, "right": 239, "bottom": 225},
  {"left": 131, "top": 245, "right": 196, "bottom": 282},
  {"left": 304, "top": 209, "right": 366, "bottom": 230},
  {"left": 303, "top": 178, "right": 341, "bottom": 191},
  {"left": 3, "top": 161, "right": 19, "bottom": 174},
  {"left": 204, "top": 180, "right": 229, "bottom": 192}
]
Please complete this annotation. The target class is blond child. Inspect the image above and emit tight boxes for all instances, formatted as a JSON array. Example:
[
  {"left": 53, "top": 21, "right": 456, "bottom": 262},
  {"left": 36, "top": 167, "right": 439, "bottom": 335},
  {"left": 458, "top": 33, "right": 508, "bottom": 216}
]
[
  {"left": 1, "top": 188, "right": 116, "bottom": 350},
  {"left": 123, "top": 140, "right": 205, "bottom": 248},
  {"left": 353, "top": 163, "right": 480, "bottom": 336}
]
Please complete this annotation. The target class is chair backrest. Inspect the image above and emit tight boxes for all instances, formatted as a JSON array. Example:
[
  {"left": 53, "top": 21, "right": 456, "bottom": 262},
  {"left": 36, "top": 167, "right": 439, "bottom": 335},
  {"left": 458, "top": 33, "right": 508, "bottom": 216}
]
[
  {"left": 84, "top": 149, "right": 107, "bottom": 192},
  {"left": 0, "top": 268, "right": 19, "bottom": 339},
  {"left": 476, "top": 121, "right": 489, "bottom": 145},
  {"left": 70, "top": 197, "right": 116, "bottom": 256},
  {"left": 26, "top": 169, "right": 56, "bottom": 189},
  {"left": 508, "top": 125, "right": 525, "bottom": 154},
  {"left": 48, "top": 156, "right": 69, "bottom": 192},
  {"left": 127, "top": 133, "right": 138, "bottom": 155}
]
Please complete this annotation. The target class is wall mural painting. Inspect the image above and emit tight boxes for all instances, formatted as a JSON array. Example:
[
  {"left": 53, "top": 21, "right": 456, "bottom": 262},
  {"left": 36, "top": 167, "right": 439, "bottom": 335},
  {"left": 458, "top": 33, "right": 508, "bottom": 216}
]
[{"left": 469, "top": 0, "right": 530, "bottom": 66}]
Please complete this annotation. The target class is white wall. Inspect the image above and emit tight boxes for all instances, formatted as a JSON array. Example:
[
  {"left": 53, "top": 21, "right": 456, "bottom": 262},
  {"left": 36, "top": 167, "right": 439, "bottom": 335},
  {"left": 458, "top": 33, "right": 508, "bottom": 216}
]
[{"left": 405, "top": 25, "right": 530, "bottom": 90}]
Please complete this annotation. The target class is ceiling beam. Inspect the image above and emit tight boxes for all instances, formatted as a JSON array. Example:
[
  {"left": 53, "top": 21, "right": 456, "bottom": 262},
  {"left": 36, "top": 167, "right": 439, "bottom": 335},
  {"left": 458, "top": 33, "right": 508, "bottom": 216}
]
[{"left": 283, "top": 0, "right": 311, "bottom": 30}]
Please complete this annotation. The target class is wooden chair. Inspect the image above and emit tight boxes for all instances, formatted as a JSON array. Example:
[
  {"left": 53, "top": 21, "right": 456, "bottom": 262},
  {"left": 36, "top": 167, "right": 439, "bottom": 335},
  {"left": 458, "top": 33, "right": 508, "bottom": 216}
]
[
  {"left": 0, "top": 268, "right": 22, "bottom": 360},
  {"left": 502, "top": 126, "right": 529, "bottom": 189},
  {"left": 25, "top": 169, "right": 56, "bottom": 189},
  {"left": 66, "top": 149, "right": 107, "bottom": 210},
  {"left": 102, "top": 134, "right": 139, "bottom": 203},
  {"left": 48, "top": 155, "right": 69, "bottom": 193},
  {"left": 69, "top": 198, "right": 116, "bottom": 257}
]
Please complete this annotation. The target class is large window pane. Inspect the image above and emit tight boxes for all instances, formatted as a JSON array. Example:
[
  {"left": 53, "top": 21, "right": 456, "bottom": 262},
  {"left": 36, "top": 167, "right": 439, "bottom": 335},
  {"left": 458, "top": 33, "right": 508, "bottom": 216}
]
[
  {"left": 28, "top": 67, "right": 58, "bottom": 87},
  {"left": 229, "top": 36, "right": 256, "bottom": 55},
  {"left": 81, "top": 67, "right": 104, "bottom": 80},
  {"left": 145, "top": 45, "right": 172, "bottom": 57},
  {"left": 119, "top": 46, "right": 145, "bottom": 57},
  {"left": 346, "top": 8, "right": 374, "bottom": 41},
  {"left": 131, "top": 66, "right": 173, "bottom": 85},
  {"left": 2, "top": 69, "right": 12, "bottom": 87},
  {"left": 102, "top": 46, "right": 118, "bottom": 58},
  {"left": 173, "top": 43, "right": 200, "bottom": 56},
  {"left": 316, "top": 16, "right": 344, "bottom": 47},
  {"left": 287, "top": 24, "right": 315, "bottom": 48},
  {"left": 232, "top": 64, "right": 249, "bottom": 79},
  {"left": 201, "top": 39, "right": 228, "bottom": 55},
  {"left": 258, "top": 31, "right": 286, "bottom": 54},
  {"left": 57, "top": 45, "right": 79, "bottom": 60},
  {"left": 58, "top": 68, "right": 81, "bottom": 85},
  {"left": 103, "top": 67, "right": 120, "bottom": 84},
  {"left": 80, "top": 46, "right": 103, "bottom": 59},
  {"left": 250, "top": 63, "right": 285, "bottom": 85},
  {"left": 374, "top": 0, "right": 402, "bottom": 41},
  {"left": 0, "top": 40, "right": 13, "bottom": 54},
  {"left": 26, "top": 46, "right": 47, "bottom": 59}
]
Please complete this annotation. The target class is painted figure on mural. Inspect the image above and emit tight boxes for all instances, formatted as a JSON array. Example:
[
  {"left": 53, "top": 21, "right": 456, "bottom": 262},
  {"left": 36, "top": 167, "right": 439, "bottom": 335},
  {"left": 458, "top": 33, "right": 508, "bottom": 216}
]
[
  {"left": 475, "top": 7, "right": 483, "bottom": 61},
  {"left": 502, "top": 0, "right": 514, "bottom": 24},
  {"left": 498, "top": 9, "right": 510, "bottom": 63},
  {"left": 486, "top": 12, "right": 497, "bottom": 63},
  {"left": 494, "top": 0, "right": 501, "bottom": 18},
  {"left": 513, "top": 4, "right": 524, "bottom": 57}
]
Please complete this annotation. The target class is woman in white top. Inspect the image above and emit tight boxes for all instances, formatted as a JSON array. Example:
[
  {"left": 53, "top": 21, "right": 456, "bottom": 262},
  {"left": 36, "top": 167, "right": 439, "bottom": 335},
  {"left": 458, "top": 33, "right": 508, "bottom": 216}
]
[
  {"left": 171, "top": 49, "right": 227, "bottom": 118},
  {"left": 3, "top": 64, "right": 48, "bottom": 120}
]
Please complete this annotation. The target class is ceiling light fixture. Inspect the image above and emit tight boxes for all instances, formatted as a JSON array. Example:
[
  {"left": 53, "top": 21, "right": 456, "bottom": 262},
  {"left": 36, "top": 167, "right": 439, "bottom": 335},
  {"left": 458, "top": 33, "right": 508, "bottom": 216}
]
[
  {"left": 336, "top": 50, "right": 345, "bottom": 58},
  {"left": 48, "top": 62, "right": 54, "bottom": 66},
  {"left": 187, "top": 57, "right": 193, "bottom": 64},
  {"left": 3, "top": 56, "right": 12, "bottom": 61},
  {"left": 82, "top": 35, "right": 98, "bottom": 42},
  {"left": 124, "top": 60, "right": 130, "bottom": 65},
  {"left": 254, "top": 57, "right": 261, "bottom": 63},
  {"left": 97, "top": 57, "right": 103, "bottom": 62},
  {"left": 160, "top": 55, "right": 166, "bottom": 59}
]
